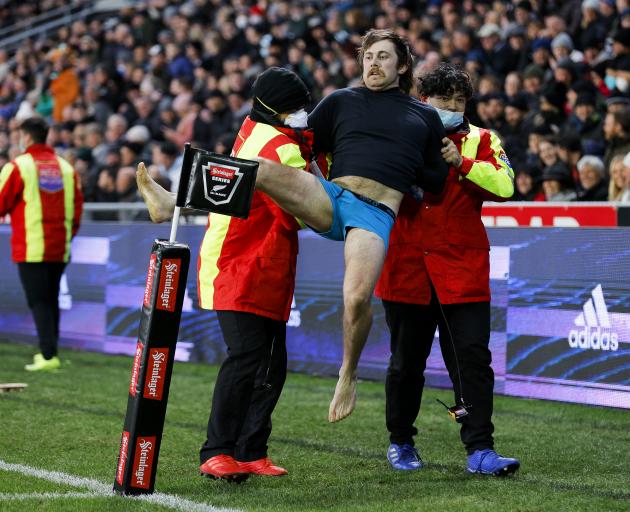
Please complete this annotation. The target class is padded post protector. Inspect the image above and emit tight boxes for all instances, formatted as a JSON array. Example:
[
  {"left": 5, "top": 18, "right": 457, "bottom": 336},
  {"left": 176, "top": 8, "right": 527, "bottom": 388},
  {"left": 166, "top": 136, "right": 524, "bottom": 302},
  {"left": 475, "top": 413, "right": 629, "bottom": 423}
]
[{"left": 113, "top": 239, "right": 190, "bottom": 495}]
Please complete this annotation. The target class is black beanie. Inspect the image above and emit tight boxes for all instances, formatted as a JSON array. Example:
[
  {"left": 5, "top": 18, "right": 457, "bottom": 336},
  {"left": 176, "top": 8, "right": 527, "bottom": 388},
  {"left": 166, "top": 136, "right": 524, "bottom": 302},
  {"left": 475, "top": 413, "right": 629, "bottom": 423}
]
[{"left": 251, "top": 67, "right": 310, "bottom": 117}]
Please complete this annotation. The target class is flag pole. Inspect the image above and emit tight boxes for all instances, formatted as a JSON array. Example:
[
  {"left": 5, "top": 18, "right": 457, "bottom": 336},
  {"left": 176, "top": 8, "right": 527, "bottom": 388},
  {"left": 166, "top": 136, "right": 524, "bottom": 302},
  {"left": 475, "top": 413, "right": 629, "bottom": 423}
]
[{"left": 168, "top": 143, "right": 195, "bottom": 243}]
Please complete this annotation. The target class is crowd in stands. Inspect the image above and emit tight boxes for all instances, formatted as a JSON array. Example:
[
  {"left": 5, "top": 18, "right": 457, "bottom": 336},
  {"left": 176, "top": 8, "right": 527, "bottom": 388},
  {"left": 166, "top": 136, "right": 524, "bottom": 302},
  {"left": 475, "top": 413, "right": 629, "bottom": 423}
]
[{"left": 2, "top": 0, "right": 630, "bottom": 210}]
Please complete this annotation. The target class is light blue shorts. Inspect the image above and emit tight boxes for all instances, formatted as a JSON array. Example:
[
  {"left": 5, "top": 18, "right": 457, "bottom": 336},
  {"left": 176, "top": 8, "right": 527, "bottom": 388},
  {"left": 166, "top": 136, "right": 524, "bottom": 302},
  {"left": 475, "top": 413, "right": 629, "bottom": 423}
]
[{"left": 313, "top": 178, "right": 396, "bottom": 249}]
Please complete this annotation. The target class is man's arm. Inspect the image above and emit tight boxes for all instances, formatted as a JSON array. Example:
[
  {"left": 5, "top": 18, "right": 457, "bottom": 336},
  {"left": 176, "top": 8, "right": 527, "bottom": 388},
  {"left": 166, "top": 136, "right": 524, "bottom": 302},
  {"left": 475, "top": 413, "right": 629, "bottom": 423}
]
[
  {"left": 457, "top": 129, "right": 515, "bottom": 201},
  {"left": 0, "top": 162, "right": 23, "bottom": 216},
  {"left": 419, "top": 109, "right": 449, "bottom": 194},
  {"left": 308, "top": 94, "right": 335, "bottom": 155}
]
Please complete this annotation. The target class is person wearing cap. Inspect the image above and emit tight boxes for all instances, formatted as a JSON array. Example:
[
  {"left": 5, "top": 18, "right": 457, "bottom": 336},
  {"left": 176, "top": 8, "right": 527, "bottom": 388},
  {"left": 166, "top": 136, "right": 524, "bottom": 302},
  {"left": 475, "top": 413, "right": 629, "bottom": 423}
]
[
  {"left": 540, "top": 161, "right": 578, "bottom": 201},
  {"left": 504, "top": 23, "right": 529, "bottom": 72},
  {"left": 535, "top": 81, "right": 568, "bottom": 133},
  {"left": 250, "top": 30, "right": 449, "bottom": 424},
  {"left": 578, "top": 0, "right": 608, "bottom": 50},
  {"left": 556, "top": 133, "right": 584, "bottom": 183},
  {"left": 606, "top": 96, "right": 630, "bottom": 113},
  {"left": 375, "top": 63, "right": 518, "bottom": 476},
  {"left": 566, "top": 92, "right": 602, "bottom": 144},
  {"left": 477, "top": 23, "right": 513, "bottom": 77},
  {"left": 605, "top": 29, "right": 630, "bottom": 95},
  {"left": 576, "top": 155, "right": 608, "bottom": 200},
  {"left": 603, "top": 110, "right": 630, "bottom": 171},
  {"left": 531, "top": 38, "right": 553, "bottom": 72},
  {"left": 136, "top": 67, "right": 314, "bottom": 481},
  {"left": 501, "top": 94, "right": 531, "bottom": 167}
]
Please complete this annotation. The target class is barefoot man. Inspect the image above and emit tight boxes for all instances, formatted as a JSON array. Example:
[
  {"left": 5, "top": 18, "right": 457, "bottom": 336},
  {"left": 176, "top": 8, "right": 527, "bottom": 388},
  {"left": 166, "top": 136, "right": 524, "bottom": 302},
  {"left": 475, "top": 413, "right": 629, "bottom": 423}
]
[{"left": 138, "top": 29, "right": 448, "bottom": 422}]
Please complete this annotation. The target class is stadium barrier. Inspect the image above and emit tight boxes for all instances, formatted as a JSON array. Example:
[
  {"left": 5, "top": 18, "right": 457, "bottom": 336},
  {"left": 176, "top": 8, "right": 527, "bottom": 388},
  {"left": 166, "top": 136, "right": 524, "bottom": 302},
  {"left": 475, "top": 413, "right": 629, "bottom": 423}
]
[{"left": 0, "top": 206, "right": 629, "bottom": 410}]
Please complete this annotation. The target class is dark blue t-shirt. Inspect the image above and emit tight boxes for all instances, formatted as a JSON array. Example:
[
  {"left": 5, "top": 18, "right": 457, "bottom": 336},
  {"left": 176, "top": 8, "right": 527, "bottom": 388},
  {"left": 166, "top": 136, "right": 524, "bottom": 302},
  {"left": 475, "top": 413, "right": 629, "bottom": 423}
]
[{"left": 308, "top": 87, "right": 448, "bottom": 195}]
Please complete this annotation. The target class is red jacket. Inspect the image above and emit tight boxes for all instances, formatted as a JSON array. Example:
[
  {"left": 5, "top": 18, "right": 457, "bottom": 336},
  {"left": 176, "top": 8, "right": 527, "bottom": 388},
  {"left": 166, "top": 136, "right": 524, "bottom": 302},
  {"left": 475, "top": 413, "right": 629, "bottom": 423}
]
[
  {"left": 197, "top": 117, "right": 313, "bottom": 321},
  {"left": 0, "top": 144, "right": 83, "bottom": 262},
  {"left": 375, "top": 123, "right": 514, "bottom": 304}
]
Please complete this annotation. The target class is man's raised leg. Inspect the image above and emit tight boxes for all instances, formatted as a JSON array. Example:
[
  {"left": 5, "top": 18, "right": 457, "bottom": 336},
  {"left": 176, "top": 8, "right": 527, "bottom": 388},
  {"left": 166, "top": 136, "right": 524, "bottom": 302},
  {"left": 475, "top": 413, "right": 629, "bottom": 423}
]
[
  {"left": 254, "top": 158, "right": 333, "bottom": 232},
  {"left": 136, "top": 163, "right": 176, "bottom": 223},
  {"left": 329, "top": 228, "right": 386, "bottom": 422}
]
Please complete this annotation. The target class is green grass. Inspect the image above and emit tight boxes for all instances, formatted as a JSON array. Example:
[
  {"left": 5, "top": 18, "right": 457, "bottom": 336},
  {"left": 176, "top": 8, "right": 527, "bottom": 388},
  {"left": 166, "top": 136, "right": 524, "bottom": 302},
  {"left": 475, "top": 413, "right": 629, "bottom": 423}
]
[{"left": 0, "top": 342, "right": 629, "bottom": 511}]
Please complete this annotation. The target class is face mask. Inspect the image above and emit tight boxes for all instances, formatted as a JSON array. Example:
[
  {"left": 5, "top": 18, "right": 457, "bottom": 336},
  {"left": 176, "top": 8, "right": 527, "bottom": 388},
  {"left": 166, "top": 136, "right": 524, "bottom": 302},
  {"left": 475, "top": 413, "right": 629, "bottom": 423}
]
[
  {"left": 434, "top": 106, "right": 464, "bottom": 130},
  {"left": 284, "top": 108, "right": 309, "bottom": 129},
  {"left": 617, "top": 77, "right": 629, "bottom": 92},
  {"left": 605, "top": 75, "right": 617, "bottom": 91},
  {"left": 18, "top": 137, "right": 25, "bottom": 152}
]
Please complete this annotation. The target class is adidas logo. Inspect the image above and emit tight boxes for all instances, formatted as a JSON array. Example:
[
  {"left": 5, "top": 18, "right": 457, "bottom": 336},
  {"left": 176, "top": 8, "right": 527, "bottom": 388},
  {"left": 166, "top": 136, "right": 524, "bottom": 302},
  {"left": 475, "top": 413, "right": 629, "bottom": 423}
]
[{"left": 568, "top": 284, "right": 618, "bottom": 351}]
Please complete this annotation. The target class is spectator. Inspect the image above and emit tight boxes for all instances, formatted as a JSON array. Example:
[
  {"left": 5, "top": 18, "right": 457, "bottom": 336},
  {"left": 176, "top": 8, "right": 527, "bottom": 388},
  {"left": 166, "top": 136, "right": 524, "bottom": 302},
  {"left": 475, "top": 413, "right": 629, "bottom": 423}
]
[
  {"left": 0, "top": 0, "right": 629, "bottom": 205},
  {"left": 576, "top": 155, "right": 609, "bottom": 200},
  {"left": 49, "top": 52, "right": 80, "bottom": 123},
  {"left": 566, "top": 93, "right": 604, "bottom": 149},
  {"left": 151, "top": 141, "right": 183, "bottom": 193},
  {"left": 556, "top": 133, "right": 584, "bottom": 183},
  {"left": 515, "top": 165, "right": 543, "bottom": 200},
  {"left": 540, "top": 162, "right": 578, "bottom": 201},
  {"left": 603, "top": 110, "right": 630, "bottom": 171},
  {"left": 608, "top": 154, "right": 626, "bottom": 200},
  {"left": 622, "top": 152, "right": 630, "bottom": 201}
]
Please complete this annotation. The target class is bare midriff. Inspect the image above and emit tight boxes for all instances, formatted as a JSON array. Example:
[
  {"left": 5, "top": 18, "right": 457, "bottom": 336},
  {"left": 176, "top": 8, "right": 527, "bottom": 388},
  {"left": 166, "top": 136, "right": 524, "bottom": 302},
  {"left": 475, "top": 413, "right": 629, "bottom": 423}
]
[{"left": 332, "top": 175, "right": 403, "bottom": 214}]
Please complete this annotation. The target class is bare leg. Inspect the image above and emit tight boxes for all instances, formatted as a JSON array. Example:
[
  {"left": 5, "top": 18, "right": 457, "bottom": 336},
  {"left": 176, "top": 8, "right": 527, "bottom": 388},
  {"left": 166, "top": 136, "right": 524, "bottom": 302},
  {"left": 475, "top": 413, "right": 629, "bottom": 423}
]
[
  {"left": 254, "top": 158, "right": 333, "bottom": 232},
  {"left": 329, "top": 228, "right": 386, "bottom": 422},
  {"left": 136, "top": 162, "right": 176, "bottom": 223}
]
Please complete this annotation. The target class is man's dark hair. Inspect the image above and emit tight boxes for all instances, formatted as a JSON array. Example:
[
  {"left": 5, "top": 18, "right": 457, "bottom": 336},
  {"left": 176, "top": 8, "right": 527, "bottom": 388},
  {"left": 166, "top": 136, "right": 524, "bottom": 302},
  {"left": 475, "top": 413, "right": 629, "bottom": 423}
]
[
  {"left": 358, "top": 29, "right": 413, "bottom": 94},
  {"left": 417, "top": 63, "right": 474, "bottom": 100},
  {"left": 19, "top": 117, "right": 49, "bottom": 144}
]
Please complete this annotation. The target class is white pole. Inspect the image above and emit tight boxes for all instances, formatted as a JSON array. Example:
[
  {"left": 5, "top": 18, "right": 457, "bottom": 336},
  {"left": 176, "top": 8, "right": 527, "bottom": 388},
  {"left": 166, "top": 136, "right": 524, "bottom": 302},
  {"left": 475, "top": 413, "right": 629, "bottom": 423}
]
[{"left": 169, "top": 206, "right": 181, "bottom": 243}]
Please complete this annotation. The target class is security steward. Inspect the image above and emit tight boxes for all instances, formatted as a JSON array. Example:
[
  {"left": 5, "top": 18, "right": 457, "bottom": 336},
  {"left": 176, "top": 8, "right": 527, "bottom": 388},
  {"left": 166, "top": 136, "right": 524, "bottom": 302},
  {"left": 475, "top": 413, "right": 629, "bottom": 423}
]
[
  {"left": 136, "top": 68, "right": 312, "bottom": 481},
  {"left": 375, "top": 64, "right": 520, "bottom": 476},
  {"left": 0, "top": 117, "right": 83, "bottom": 371}
]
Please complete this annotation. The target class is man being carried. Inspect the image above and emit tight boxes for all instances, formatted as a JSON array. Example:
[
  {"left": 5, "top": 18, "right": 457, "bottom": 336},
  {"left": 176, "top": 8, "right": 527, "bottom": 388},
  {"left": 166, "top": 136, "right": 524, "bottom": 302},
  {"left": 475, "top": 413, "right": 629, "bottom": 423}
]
[{"left": 138, "top": 30, "right": 449, "bottom": 423}]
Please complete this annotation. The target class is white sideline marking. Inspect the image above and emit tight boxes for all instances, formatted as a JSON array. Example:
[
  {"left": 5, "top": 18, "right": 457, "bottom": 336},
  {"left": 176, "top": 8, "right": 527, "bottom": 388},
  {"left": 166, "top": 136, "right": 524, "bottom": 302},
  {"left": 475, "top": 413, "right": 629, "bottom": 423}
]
[
  {"left": 0, "top": 460, "right": 240, "bottom": 512},
  {"left": 0, "top": 492, "right": 101, "bottom": 500}
]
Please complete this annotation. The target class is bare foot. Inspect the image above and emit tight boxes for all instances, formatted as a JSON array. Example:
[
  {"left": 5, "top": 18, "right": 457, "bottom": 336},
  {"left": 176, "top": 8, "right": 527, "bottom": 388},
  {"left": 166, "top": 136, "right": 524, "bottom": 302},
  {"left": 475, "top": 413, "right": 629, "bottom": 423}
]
[
  {"left": 328, "top": 369, "right": 357, "bottom": 422},
  {"left": 136, "top": 162, "right": 176, "bottom": 223}
]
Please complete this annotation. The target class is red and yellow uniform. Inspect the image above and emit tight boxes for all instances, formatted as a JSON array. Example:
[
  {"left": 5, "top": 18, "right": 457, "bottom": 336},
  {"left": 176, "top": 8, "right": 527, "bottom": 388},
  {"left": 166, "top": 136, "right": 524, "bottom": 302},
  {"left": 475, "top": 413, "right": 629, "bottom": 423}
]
[
  {"left": 0, "top": 144, "right": 83, "bottom": 263},
  {"left": 197, "top": 116, "right": 312, "bottom": 321},
  {"left": 375, "top": 123, "right": 514, "bottom": 304}
]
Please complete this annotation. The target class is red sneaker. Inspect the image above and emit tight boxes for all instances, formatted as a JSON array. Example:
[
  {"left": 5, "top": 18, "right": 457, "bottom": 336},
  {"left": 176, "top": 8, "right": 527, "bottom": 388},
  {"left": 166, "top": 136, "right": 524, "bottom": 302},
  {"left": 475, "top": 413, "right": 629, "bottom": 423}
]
[
  {"left": 238, "top": 457, "right": 288, "bottom": 476},
  {"left": 200, "top": 455, "right": 248, "bottom": 481}
]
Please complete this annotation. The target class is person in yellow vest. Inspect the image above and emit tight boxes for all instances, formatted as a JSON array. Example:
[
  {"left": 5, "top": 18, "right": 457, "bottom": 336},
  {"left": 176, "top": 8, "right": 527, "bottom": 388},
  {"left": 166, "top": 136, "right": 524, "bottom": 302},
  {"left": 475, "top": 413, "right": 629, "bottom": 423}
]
[
  {"left": 376, "top": 63, "right": 519, "bottom": 475},
  {"left": 136, "top": 68, "right": 312, "bottom": 481},
  {"left": 0, "top": 117, "right": 83, "bottom": 371}
]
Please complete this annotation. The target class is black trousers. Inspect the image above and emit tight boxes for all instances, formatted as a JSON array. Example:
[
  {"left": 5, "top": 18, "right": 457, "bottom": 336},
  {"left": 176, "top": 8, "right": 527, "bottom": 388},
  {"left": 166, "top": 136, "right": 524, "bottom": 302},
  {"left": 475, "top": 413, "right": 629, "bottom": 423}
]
[
  {"left": 18, "top": 262, "right": 66, "bottom": 360},
  {"left": 200, "top": 310, "right": 287, "bottom": 463},
  {"left": 383, "top": 293, "right": 495, "bottom": 454}
]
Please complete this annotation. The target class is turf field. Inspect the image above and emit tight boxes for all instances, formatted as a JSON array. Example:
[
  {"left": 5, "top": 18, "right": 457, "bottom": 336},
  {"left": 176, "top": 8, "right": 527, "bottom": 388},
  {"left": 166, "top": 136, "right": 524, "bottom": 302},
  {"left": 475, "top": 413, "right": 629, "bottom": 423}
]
[{"left": 0, "top": 342, "right": 628, "bottom": 512}]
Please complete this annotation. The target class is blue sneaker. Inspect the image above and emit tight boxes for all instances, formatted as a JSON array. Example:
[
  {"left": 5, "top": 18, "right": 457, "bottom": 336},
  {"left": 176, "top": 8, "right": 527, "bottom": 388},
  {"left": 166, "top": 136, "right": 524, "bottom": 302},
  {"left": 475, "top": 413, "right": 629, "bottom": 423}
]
[
  {"left": 467, "top": 449, "right": 520, "bottom": 476},
  {"left": 387, "top": 443, "right": 424, "bottom": 470}
]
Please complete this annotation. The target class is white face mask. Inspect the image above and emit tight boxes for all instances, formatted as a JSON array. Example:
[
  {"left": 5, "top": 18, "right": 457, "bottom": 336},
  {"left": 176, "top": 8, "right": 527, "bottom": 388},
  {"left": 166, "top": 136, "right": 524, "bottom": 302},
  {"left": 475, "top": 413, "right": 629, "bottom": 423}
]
[
  {"left": 434, "top": 106, "right": 464, "bottom": 130},
  {"left": 617, "top": 77, "right": 629, "bottom": 93},
  {"left": 284, "top": 108, "right": 309, "bottom": 129}
]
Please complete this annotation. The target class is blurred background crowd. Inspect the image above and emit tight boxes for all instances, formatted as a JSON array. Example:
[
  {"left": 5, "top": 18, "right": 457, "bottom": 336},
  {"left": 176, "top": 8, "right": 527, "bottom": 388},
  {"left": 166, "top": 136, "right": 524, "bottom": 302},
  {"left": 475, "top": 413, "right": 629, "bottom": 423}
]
[{"left": 2, "top": 0, "right": 630, "bottom": 210}]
